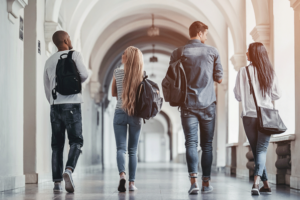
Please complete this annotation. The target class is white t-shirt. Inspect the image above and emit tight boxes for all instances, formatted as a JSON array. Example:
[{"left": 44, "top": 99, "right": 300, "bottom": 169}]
[
  {"left": 44, "top": 50, "right": 89, "bottom": 105},
  {"left": 234, "top": 65, "right": 281, "bottom": 118}
]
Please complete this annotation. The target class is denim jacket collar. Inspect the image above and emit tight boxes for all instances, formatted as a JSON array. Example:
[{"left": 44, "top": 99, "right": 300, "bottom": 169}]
[{"left": 187, "top": 39, "right": 203, "bottom": 45}]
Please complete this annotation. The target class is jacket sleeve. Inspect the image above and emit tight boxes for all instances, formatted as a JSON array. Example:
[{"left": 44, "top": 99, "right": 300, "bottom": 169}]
[
  {"left": 43, "top": 65, "right": 51, "bottom": 104},
  {"left": 233, "top": 69, "right": 242, "bottom": 102},
  {"left": 74, "top": 51, "right": 89, "bottom": 83},
  {"left": 213, "top": 48, "right": 223, "bottom": 82},
  {"left": 271, "top": 74, "right": 282, "bottom": 101}
]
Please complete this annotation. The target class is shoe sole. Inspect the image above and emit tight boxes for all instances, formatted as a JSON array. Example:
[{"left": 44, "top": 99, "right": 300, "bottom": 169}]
[
  {"left": 189, "top": 188, "right": 200, "bottom": 194},
  {"left": 63, "top": 173, "right": 75, "bottom": 193},
  {"left": 251, "top": 189, "right": 260, "bottom": 195},
  {"left": 201, "top": 188, "right": 213, "bottom": 193},
  {"left": 118, "top": 179, "right": 126, "bottom": 192},
  {"left": 260, "top": 192, "right": 272, "bottom": 195}
]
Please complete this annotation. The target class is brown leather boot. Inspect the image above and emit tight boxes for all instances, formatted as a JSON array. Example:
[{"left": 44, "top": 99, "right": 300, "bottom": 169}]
[{"left": 259, "top": 186, "right": 272, "bottom": 195}]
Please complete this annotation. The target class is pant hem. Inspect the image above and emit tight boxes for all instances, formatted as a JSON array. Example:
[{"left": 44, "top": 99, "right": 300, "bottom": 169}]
[
  {"left": 119, "top": 171, "right": 126, "bottom": 175},
  {"left": 66, "top": 166, "right": 75, "bottom": 172},
  {"left": 53, "top": 179, "right": 63, "bottom": 182},
  {"left": 202, "top": 176, "right": 211, "bottom": 180}
]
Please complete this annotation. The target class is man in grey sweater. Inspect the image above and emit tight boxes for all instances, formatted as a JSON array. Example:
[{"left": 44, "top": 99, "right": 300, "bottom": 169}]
[{"left": 44, "top": 31, "right": 88, "bottom": 193}]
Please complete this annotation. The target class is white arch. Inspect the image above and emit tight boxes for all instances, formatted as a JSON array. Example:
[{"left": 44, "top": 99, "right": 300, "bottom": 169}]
[
  {"left": 89, "top": 19, "right": 189, "bottom": 82},
  {"left": 81, "top": 0, "right": 226, "bottom": 68},
  {"left": 212, "top": 0, "right": 246, "bottom": 54},
  {"left": 45, "top": 0, "right": 62, "bottom": 22},
  {"left": 67, "top": 0, "right": 99, "bottom": 48}
]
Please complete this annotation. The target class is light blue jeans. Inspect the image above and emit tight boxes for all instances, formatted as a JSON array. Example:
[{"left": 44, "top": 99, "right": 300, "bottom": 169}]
[
  {"left": 113, "top": 109, "right": 142, "bottom": 182},
  {"left": 243, "top": 117, "right": 271, "bottom": 181}
]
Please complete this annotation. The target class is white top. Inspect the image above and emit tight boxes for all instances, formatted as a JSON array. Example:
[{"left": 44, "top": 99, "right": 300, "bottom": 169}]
[
  {"left": 114, "top": 68, "right": 125, "bottom": 109},
  {"left": 233, "top": 65, "right": 281, "bottom": 118},
  {"left": 44, "top": 50, "right": 89, "bottom": 105}
]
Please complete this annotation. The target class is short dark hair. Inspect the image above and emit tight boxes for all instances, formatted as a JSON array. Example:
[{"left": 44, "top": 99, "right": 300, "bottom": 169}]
[{"left": 189, "top": 21, "right": 208, "bottom": 38}]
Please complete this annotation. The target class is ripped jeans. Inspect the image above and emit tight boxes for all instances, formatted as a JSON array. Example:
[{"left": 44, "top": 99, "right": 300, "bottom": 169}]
[{"left": 50, "top": 104, "right": 83, "bottom": 182}]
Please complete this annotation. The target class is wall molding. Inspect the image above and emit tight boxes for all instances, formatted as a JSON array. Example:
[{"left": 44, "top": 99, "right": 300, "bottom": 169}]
[{"left": 7, "top": 0, "right": 28, "bottom": 23}]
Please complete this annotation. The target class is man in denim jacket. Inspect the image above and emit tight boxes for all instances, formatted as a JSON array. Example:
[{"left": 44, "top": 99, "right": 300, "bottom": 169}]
[{"left": 169, "top": 21, "right": 223, "bottom": 194}]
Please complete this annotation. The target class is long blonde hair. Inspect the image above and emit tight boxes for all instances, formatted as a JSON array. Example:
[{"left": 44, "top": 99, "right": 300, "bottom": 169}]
[{"left": 122, "top": 46, "right": 144, "bottom": 116}]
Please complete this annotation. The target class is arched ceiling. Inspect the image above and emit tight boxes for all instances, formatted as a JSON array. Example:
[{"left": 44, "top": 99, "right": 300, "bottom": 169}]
[{"left": 55, "top": 0, "right": 248, "bottom": 100}]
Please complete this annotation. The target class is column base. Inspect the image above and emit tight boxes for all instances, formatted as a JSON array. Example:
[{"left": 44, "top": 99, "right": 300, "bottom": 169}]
[
  {"left": 225, "top": 166, "right": 236, "bottom": 175},
  {"left": 290, "top": 176, "right": 300, "bottom": 189},
  {"left": 236, "top": 168, "right": 250, "bottom": 178},
  {"left": 0, "top": 175, "right": 25, "bottom": 192},
  {"left": 25, "top": 173, "right": 52, "bottom": 184}
]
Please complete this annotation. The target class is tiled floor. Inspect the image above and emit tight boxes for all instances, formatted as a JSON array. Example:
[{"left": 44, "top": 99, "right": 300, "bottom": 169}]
[{"left": 1, "top": 163, "right": 300, "bottom": 200}]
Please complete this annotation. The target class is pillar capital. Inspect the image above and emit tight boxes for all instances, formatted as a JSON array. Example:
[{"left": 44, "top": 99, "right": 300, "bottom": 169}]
[
  {"left": 250, "top": 25, "right": 270, "bottom": 52},
  {"left": 44, "top": 22, "right": 62, "bottom": 54},
  {"left": 230, "top": 54, "right": 247, "bottom": 71},
  {"left": 7, "top": 0, "right": 28, "bottom": 23},
  {"left": 290, "top": 0, "right": 300, "bottom": 10}
]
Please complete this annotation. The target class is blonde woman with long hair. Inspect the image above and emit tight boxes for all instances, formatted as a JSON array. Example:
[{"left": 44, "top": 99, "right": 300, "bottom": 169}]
[{"left": 111, "top": 46, "right": 144, "bottom": 192}]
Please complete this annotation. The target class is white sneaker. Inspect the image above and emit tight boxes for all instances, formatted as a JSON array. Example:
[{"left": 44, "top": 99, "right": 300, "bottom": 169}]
[
  {"left": 53, "top": 182, "right": 62, "bottom": 192},
  {"left": 129, "top": 185, "right": 138, "bottom": 191},
  {"left": 63, "top": 169, "right": 75, "bottom": 193}
]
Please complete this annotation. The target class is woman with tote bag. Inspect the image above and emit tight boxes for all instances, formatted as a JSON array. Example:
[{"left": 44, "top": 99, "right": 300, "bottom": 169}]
[{"left": 234, "top": 42, "right": 282, "bottom": 195}]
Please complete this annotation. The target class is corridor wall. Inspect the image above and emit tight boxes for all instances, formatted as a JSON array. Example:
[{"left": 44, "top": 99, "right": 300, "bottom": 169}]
[{"left": 0, "top": 0, "right": 26, "bottom": 191}]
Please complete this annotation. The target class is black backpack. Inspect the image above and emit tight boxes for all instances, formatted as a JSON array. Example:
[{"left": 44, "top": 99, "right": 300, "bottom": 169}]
[
  {"left": 135, "top": 75, "right": 163, "bottom": 123},
  {"left": 52, "top": 51, "right": 81, "bottom": 100},
  {"left": 161, "top": 47, "right": 187, "bottom": 107}
]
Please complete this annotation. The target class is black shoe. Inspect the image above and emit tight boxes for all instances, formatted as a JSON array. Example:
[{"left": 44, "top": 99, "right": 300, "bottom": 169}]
[{"left": 118, "top": 178, "right": 126, "bottom": 192}]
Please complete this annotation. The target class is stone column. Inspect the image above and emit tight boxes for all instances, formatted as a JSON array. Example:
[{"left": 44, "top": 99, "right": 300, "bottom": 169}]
[
  {"left": 290, "top": 0, "right": 300, "bottom": 190},
  {"left": 230, "top": 54, "right": 249, "bottom": 177},
  {"left": 24, "top": 0, "right": 52, "bottom": 183}
]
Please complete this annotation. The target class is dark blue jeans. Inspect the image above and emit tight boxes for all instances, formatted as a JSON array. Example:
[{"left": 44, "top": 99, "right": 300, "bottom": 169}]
[
  {"left": 181, "top": 102, "right": 216, "bottom": 179},
  {"left": 50, "top": 104, "right": 83, "bottom": 182},
  {"left": 113, "top": 109, "right": 142, "bottom": 182},
  {"left": 243, "top": 117, "right": 270, "bottom": 181}
]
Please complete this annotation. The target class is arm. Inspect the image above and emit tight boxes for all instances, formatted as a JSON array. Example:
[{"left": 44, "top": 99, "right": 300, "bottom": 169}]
[
  {"left": 271, "top": 74, "right": 282, "bottom": 101},
  {"left": 74, "top": 52, "right": 89, "bottom": 82},
  {"left": 43, "top": 66, "right": 51, "bottom": 103},
  {"left": 112, "top": 76, "right": 118, "bottom": 97},
  {"left": 233, "top": 69, "right": 242, "bottom": 102},
  {"left": 213, "top": 48, "right": 223, "bottom": 84}
]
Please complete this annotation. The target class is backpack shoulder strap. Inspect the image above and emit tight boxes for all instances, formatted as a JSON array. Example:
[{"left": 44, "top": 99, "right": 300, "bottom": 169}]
[
  {"left": 67, "top": 50, "right": 74, "bottom": 59},
  {"left": 245, "top": 66, "right": 259, "bottom": 111}
]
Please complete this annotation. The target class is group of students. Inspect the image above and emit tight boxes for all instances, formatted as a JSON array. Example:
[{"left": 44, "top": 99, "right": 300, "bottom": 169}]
[{"left": 43, "top": 20, "right": 281, "bottom": 196}]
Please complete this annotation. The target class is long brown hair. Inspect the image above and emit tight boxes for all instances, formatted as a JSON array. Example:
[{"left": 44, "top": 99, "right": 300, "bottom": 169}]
[
  {"left": 248, "top": 42, "right": 274, "bottom": 97},
  {"left": 122, "top": 46, "right": 144, "bottom": 116}
]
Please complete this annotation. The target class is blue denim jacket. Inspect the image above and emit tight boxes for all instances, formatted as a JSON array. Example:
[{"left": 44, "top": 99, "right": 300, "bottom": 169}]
[{"left": 170, "top": 39, "right": 223, "bottom": 109}]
